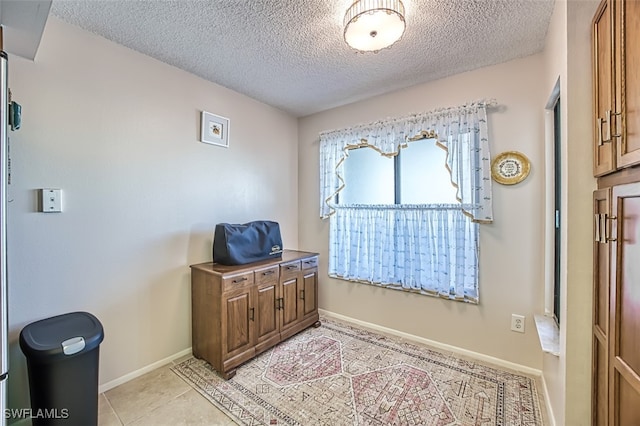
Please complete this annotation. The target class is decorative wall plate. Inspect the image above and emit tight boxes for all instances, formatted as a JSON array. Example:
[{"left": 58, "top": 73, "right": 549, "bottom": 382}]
[{"left": 491, "top": 151, "right": 531, "bottom": 185}]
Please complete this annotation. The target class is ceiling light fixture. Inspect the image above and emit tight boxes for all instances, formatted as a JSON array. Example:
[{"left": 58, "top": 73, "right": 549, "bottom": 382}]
[{"left": 343, "top": 0, "right": 406, "bottom": 53}]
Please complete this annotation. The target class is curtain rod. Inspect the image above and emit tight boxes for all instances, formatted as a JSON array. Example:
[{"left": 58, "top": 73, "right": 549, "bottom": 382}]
[
  {"left": 333, "top": 203, "right": 475, "bottom": 211},
  {"left": 319, "top": 98, "right": 498, "bottom": 138}
]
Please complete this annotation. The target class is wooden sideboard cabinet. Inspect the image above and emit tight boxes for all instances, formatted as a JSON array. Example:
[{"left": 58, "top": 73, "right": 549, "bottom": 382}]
[{"left": 190, "top": 250, "right": 320, "bottom": 379}]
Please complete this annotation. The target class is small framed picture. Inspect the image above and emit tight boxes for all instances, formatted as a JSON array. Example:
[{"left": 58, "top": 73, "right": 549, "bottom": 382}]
[{"left": 201, "top": 111, "right": 230, "bottom": 148}]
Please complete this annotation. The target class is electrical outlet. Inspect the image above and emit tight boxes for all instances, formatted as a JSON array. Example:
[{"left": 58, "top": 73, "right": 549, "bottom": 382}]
[{"left": 511, "top": 314, "right": 525, "bottom": 333}]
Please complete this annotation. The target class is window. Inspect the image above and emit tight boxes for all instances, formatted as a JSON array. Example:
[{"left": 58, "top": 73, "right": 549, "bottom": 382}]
[
  {"left": 330, "top": 138, "right": 479, "bottom": 302},
  {"left": 319, "top": 102, "right": 494, "bottom": 304},
  {"left": 340, "top": 140, "right": 458, "bottom": 205},
  {"left": 341, "top": 147, "right": 395, "bottom": 204}
]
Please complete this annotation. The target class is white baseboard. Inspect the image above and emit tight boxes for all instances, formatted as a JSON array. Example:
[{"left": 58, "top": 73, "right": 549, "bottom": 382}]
[
  {"left": 319, "top": 309, "right": 543, "bottom": 377},
  {"left": 539, "top": 373, "right": 556, "bottom": 426},
  {"left": 98, "top": 347, "right": 192, "bottom": 393}
]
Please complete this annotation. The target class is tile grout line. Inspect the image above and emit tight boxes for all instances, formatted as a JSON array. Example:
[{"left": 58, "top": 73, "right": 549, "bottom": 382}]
[
  {"left": 101, "top": 392, "right": 124, "bottom": 426},
  {"left": 103, "top": 365, "right": 196, "bottom": 425},
  {"left": 168, "top": 362, "right": 200, "bottom": 399}
]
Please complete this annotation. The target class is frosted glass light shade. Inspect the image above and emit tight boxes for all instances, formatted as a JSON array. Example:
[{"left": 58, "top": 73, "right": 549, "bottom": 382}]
[{"left": 344, "top": 0, "right": 406, "bottom": 53}]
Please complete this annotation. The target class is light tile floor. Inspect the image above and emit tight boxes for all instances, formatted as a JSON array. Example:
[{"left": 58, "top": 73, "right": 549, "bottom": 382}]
[{"left": 98, "top": 356, "right": 235, "bottom": 426}]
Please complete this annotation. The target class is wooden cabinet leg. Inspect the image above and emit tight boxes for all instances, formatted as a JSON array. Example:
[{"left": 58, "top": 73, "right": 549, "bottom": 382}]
[
  {"left": 222, "top": 369, "right": 237, "bottom": 380},
  {"left": 313, "top": 321, "right": 321, "bottom": 328}
]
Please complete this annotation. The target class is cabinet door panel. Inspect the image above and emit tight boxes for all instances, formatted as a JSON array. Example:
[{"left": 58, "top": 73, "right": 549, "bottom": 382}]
[
  {"left": 615, "top": 372, "right": 640, "bottom": 426},
  {"left": 617, "top": 0, "right": 640, "bottom": 168},
  {"left": 281, "top": 277, "right": 299, "bottom": 328},
  {"left": 594, "top": 0, "right": 616, "bottom": 175},
  {"left": 593, "top": 189, "right": 611, "bottom": 426},
  {"left": 223, "top": 291, "right": 252, "bottom": 355},
  {"left": 302, "top": 270, "right": 318, "bottom": 317},
  {"left": 610, "top": 182, "right": 640, "bottom": 425},
  {"left": 594, "top": 189, "right": 611, "bottom": 336},
  {"left": 256, "top": 283, "right": 279, "bottom": 341},
  {"left": 614, "top": 192, "right": 640, "bottom": 373},
  {"left": 594, "top": 338, "right": 609, "bottom": 426}
]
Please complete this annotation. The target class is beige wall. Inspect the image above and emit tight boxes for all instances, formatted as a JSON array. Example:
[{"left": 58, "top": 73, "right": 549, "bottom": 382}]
[
  {"left": 298, "top": 54, "right": 548, "bottom": 369},
  {"left": 7, "top": 17, "right": 299, "bottom": 414}
]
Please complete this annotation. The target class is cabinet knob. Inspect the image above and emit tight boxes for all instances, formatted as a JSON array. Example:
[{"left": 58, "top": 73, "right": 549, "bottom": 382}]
[{"left": 232, "top": 277, "right": 248, "bottom": 284}]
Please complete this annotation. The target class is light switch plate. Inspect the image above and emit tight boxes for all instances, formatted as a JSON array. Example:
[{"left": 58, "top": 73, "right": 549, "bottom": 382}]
[{"left": 39, "top": 188, "right": 62, "bottom": 213}]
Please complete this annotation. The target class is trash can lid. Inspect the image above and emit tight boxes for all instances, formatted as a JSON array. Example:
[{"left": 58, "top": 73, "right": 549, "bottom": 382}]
[{"left": 19, "top": 311, "right": 104, "bottom": 361}]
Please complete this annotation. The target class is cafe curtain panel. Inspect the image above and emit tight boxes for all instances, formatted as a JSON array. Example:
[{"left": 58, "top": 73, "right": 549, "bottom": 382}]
[
  {"left": 328, "top": 204, "right": 479, "bottom": 302},
  {"left": 319, "top": 101, "right": 494, "bottom": 223}
]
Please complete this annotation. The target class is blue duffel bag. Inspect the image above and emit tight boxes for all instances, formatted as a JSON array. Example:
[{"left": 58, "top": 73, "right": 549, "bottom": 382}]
[{"left": 213, "top": 220, "right": 283, "bottom": 265}]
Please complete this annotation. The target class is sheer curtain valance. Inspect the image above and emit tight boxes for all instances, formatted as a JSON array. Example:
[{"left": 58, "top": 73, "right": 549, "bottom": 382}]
[{"left": 319, "top": 101, "right": 494, "bottom": 223}]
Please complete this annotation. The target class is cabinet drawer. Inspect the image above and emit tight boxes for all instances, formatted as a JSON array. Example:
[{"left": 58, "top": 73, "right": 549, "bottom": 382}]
[
  {"left": 255, "top": 265, "right": 279, "bottom": 285},
  {"left": 222, "top": 272, "right": 254, "bottom": 292},
  {"left": 280, "top": 260, "right": 301, "bottom": 280},
  {"left": 301, "top": 257, "right": 318, "bottom": 270}
]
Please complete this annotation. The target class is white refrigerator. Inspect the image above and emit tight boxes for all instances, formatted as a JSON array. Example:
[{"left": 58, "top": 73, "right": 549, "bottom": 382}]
[{"left": 0, "top": 49, "right": 9, "bottom": 426}]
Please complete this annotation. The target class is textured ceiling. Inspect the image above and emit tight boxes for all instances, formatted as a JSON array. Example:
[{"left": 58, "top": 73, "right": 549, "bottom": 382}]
[{"left": 50, "top": 0, "right": 555, "bottom": 117}]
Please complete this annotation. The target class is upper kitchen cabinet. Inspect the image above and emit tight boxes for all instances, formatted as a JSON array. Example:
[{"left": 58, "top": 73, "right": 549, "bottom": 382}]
[{"left": 592, "top": 0, "right": 640, "bottom": 176}]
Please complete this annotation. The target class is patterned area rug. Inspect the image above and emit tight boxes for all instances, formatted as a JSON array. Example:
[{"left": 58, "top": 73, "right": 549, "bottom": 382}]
[{"left": 172, "top": 317, "right": 544, "bottom": 425}]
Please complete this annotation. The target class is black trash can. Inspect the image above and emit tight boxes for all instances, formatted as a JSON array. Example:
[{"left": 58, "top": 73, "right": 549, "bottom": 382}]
[{"left": 19, "top": 311, "right": 104, "bottom": 426}]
